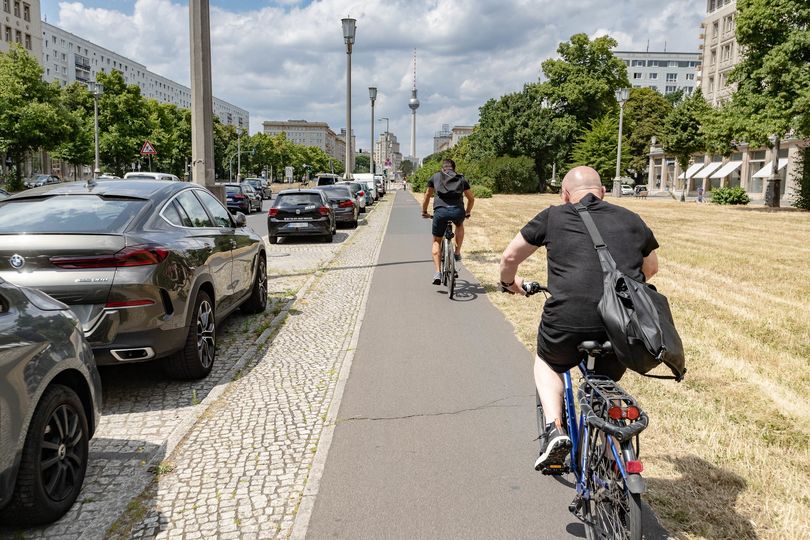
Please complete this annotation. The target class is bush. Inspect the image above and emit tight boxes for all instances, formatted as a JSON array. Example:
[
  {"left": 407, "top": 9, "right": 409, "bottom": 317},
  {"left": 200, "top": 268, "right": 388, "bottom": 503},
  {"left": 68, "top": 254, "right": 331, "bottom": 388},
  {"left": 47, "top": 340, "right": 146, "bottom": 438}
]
[
  {"left": 470, "top": 185, "right": 493, "bottom": 198},
  {"left": 793, "top": 147, "right": 810, "bottom": 210},
  {"left": 711, "top": 186, "right": 750, "bottom": 205},
  {"left": 476, "top": 156, "right": 538, "bottom": 193}
]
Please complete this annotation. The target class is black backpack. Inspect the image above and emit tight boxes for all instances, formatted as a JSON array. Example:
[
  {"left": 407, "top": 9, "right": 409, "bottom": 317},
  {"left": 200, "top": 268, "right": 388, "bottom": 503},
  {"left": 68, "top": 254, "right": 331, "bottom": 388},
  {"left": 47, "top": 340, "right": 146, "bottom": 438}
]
[
  {"left": 434, "top": 171, "right": 465, "bottom": 199},
  {"left": 575, "top": 203, "right": 687, "bottom": 381}
]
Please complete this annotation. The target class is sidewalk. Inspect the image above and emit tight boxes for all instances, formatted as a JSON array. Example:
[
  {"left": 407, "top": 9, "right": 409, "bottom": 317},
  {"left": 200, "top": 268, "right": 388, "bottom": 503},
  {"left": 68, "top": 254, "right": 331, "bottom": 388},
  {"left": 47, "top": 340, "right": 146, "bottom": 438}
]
[{"left": 115, "top": 191, "right": 395, "bottom": 537}]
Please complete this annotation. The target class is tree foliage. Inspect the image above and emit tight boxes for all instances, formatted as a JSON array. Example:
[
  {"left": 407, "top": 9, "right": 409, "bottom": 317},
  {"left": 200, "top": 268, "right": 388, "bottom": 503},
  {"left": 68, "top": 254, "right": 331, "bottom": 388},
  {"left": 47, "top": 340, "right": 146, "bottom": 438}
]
[
  {"left": 661, "top": 90, "right": 712, "bottom": 173},
  {"left": 624, "top": 88, "right": 673, "bottom": 180},
  {"left": 570, "top": 115, "right": 626, "bottom": 184}
]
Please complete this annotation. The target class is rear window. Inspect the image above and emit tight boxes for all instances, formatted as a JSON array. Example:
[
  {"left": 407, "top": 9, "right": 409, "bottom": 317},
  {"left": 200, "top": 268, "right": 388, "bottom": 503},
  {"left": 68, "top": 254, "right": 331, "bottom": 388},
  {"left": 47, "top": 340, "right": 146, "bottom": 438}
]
[
  {"left": 319, "top": 186, "right": 351, "bottom": 197},
  {"left": 0, "top": 195, "right": 147, "bottom": 233},
  {"left": 224, "top": 186, "right": 241, "bottom": 195},
  {"left": 126, "top": 174, "right": 156, "bottom": 180},
  {"left": 276, "top": 193, "right": 323, "bottom": 206}
]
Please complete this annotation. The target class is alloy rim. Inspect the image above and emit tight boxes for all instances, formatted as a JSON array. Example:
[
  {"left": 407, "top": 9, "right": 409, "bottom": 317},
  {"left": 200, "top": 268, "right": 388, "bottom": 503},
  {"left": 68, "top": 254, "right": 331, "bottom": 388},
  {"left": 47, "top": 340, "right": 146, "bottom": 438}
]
[
  {"left": 196, "top": 300, "right": 216, "bottom": 368},
  {"left": 258, "top": 259, "right": 267, "bottom": 308},
  {"left": 40, "top": 404, "right": 85, "bottom": 502}
]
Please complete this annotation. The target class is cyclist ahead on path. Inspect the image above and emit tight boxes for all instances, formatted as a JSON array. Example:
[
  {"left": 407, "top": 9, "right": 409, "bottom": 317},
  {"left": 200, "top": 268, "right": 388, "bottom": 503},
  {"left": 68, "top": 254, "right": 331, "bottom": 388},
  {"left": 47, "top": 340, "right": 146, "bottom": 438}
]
[
  {"left": 421, "top": 159, "right": 475, "bottom": 285},
  {"left": 498, "top": 166, "right": 660, "bottom": 470}
]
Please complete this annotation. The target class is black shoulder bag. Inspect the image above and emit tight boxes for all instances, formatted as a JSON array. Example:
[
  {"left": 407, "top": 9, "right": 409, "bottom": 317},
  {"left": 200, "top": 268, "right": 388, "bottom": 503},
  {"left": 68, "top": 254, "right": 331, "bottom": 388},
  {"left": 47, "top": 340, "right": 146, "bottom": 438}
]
[{"left": 575, "top": 203, "right": 687, "bottom": 381}]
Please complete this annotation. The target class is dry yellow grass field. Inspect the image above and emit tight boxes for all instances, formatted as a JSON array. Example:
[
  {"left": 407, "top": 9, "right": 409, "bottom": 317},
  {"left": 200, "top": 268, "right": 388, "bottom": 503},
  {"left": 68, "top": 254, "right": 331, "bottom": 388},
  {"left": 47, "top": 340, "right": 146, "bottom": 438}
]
[{"left": 415, "top": 191, "right": 810, "bottom": 540}]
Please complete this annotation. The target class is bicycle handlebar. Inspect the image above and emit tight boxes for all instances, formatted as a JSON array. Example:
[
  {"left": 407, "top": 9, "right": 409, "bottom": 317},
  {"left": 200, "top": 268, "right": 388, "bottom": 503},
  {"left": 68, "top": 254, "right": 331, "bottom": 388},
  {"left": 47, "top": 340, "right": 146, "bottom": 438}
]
[{"left": 500, "top": 281, "right": 548, "bottom": 296}]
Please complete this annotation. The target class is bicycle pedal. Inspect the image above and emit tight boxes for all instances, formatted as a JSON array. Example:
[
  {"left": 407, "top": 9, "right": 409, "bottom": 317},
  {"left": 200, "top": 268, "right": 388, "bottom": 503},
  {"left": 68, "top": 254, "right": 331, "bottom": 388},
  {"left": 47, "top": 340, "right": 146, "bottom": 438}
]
[{"left": 541, "top": 464, "right": 569, "bottom": 475}]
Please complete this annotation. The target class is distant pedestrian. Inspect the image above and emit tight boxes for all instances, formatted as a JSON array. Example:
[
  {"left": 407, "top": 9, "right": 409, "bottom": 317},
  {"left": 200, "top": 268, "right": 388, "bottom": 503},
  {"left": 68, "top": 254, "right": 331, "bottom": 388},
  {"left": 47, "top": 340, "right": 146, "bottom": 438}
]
[{"left": 697, "top": 186, "right": 704, "bottom": 203}]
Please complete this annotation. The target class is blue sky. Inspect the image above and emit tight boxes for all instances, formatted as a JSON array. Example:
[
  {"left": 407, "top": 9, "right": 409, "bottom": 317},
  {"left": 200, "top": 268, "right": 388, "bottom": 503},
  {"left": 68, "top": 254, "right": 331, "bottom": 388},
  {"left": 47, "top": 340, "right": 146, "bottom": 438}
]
[{"left": 42, "top": 1, "right": 706, "bottom": 160}]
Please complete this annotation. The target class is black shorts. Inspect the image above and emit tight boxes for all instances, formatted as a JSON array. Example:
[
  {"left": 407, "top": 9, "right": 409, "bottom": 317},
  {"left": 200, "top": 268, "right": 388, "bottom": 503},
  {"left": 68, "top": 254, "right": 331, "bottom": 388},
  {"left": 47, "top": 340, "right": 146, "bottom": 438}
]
[
  {"left": 536, "top": 322, "right": 626, "bottom": 381},
  {"left": 432, "top": 206, "right": 465, "bottom": 237}
]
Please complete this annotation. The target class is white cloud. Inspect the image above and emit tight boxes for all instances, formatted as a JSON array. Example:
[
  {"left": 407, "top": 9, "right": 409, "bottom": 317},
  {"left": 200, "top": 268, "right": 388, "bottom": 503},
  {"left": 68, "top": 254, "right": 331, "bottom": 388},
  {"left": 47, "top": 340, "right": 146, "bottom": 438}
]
[{"left": 54, "top": 0, "right": 705, "bottom": 160}]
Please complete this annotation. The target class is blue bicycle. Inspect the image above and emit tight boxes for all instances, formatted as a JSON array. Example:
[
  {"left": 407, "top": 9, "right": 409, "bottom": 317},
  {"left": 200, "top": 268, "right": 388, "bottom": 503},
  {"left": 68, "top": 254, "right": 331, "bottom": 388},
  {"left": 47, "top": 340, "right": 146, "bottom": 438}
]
[{"left": 516, "top": 282, "right": 649, "bottom": 540}]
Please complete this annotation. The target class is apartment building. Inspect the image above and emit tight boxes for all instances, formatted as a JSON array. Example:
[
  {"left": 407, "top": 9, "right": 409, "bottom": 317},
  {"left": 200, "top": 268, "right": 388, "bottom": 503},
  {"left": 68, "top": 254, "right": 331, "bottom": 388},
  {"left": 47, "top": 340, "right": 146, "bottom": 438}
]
[
  {"left": 433, "top": 124, "right": 451, "bottom": 154},
  {"left": 375, "top": 131, "right": 402, "bottom": 174},
  {"left": 0, "top": 0, "right": 42, "bottom": 60},
  {"left": 615, "top": 51, "right": 701, "bottom": 96},
  {"left": 262, "top": 120, "right": 346, "bottom": 166},
  {"left": 698, "top": 0, "right": 740, "bottom": 105},
  {"left": 41, "top": 22, "right": 248, "bottom": 129}
]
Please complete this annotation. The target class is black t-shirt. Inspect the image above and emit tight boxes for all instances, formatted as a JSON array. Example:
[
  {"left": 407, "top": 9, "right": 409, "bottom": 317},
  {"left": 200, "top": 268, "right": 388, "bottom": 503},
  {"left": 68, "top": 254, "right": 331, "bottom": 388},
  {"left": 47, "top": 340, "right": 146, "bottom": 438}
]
[
  {"left": 520, "top": 193, "right": 659, "bottom": 332},
  {"left": 427, "top": 173, "right": 471, "bottom": 210}
]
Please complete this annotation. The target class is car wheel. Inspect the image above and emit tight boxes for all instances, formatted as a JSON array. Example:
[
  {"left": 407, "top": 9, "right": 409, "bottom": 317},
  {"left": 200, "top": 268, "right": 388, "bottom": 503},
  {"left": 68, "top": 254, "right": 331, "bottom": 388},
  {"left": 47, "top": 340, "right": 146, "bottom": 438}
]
[
  {"left": 323, "top": 232, "right": 334, "bottom": 243},
  {"left": 164, "top": 290, "right": 216, "bottom": 380},
  {"left": 268, "top": 234, "right": 278, "bottom": 245},
  {"left": 331, "top": 221, "right": 337, "bottom": 235},
  {"left": 241, "top": 254, "right": 268, "bottom": 314},
  {"left": 0, "top": 385, "right": 89, "bottom": 526}
]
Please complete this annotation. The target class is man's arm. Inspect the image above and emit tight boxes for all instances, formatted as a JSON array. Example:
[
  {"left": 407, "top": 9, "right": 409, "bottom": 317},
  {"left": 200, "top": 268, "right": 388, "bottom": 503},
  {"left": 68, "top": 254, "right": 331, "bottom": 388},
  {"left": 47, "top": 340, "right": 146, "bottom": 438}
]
[
  {"left": 642, "top": 250, "right": 659, "bottom": 281},
  {"left": 421, "top": 187, "right": 434, "bottom": 216},
  {"left": 499, "top": 232, "right": 539, "bottom": 295},
  {"left": 463, "top": 189, "right": 475, "bottom": 217}
]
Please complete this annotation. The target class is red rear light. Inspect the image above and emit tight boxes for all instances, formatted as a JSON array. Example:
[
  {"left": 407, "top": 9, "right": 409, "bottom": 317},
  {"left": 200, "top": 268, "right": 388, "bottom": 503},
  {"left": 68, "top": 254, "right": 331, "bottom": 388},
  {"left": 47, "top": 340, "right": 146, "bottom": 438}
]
[
  {"left": 608, "top": 405, "right": 641, "bottom": 421},
  {"left": 358, "top": 191, "right": 364, "bottom": 197},
  {"left": 105, "top": 299, "right": 156, "bottom": 308},
  {"left": 338, "top": 200, "right": 354, "bottom": 208},
  {"left": 625, "top": 460, "right": 644, "bottom": 474},
  {"left": 50, "top": 245, "right": 170, "bottom": 269},
  {"left": 626, "top": 406, "right": 640, "bottom": 420},
  {"left": 318, "top": 206, "right": 330, "bottom": 216},
  {"left": 233, "top": 194, "right": 246, "bottom": 200},
  {"left": 269, "top": 208, "right": 279, "bottom": 217}
]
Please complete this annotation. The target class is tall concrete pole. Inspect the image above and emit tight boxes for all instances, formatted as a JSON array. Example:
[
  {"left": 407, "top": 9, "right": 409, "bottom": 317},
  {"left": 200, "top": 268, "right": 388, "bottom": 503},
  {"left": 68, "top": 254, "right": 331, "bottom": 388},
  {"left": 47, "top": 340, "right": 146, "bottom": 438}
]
[
  {"left": 189, "top": 0, "right": 216, "bottom": 190},
  {"left": 408, "top": 50, "right": 420, "bottom": 164}
]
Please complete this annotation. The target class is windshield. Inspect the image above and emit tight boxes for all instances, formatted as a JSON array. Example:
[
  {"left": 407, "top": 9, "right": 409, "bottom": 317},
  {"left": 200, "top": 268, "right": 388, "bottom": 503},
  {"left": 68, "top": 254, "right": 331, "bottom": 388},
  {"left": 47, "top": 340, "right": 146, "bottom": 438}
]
[
  {"left": 319, "top": 186, "right": 352, "bottom": 198},
  {"left": 276, "top": 194, "right": 322, "bottom": 206},
  {"left": 0, "top": 195, "right": 147, "bottom": 233}
]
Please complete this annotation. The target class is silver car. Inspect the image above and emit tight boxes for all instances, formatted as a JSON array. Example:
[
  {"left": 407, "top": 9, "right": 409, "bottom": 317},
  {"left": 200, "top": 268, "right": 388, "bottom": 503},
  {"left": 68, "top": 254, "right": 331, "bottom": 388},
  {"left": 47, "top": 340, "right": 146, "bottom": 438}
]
[
  {"left": 0, "top": 277, "right": 102, "bottom": 526},
  {"left": 0, "top": 180, "right": 268, "bottom": 379}
]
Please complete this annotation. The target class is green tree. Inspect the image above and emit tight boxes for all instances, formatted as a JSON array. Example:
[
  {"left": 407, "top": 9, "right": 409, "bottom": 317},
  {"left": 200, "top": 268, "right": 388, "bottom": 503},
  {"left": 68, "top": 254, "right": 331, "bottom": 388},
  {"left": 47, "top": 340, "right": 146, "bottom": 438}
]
[
  {"left": 51, "top": 82, "right": 94, "bottom": 181},
  {"left": 96, "top": 70, "right": 152, "bottom": 176},
  {"left": 0, "top": 45, "right": 71, "bottom": 189},
  {"left": 661, "top": 89, "right": 712, "bottom": 184},
  {"left": 400, "top": 159, "right": 414, "bottom": 176},
  {"left": 570, "top": 114, "right": 626, "bottom": 184},
  {"left": 146, "top": 100, "right": 191, "bottom": 177},
  {"left": 727, "top": 0, "right": 810, "bottom": 144},
  {"left": 623, "top": 88, "right": 673, "bottom": 182},
  {"left": 354, "top": 154, "right": 370, "bottom": 173},
  {"left": 213, "top": 120, "right": 237, "bottom": 180}
]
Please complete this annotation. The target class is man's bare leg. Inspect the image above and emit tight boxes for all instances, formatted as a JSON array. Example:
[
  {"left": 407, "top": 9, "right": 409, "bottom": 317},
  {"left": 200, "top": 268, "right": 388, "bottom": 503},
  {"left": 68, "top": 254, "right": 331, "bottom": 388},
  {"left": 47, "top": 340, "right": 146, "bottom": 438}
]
[
  {"left": 534, "top": 354, "right": 564, "bottom": 426},
  {"left": 455, "top": 222, "right": 465, "bottom": 256}
]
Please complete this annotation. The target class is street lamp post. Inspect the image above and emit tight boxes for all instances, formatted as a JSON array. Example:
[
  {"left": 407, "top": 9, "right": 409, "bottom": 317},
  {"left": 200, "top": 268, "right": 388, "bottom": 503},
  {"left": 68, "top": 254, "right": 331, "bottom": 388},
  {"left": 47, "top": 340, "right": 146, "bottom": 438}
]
[
  {"left": 766, "top": 134, "right": 781, "bottom": 208},
  {"left": 369, "top": 87, "right": 377, "bottom": 175},
  {"left": 236, "top": 127, "right": 243, "bottom": 181},
  {"left": 91, "top": 82, "right": 103, "bottom": 179},
  {"left": 614, "top": 88, "right": 630, "bottom": 197},
  {"left": 378, "top": 117, "right": 389, "bottom": 174},
  {"left": 342, "top": 17, "right": 356, "bottom": 180}
]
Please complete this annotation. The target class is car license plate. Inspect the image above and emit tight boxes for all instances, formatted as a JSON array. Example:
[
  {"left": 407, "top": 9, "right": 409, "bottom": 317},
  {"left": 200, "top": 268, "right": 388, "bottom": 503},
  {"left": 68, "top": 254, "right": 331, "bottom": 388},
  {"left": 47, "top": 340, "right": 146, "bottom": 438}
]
[{"left": 289, "top": 222, "right": 308, "bottom": 228}]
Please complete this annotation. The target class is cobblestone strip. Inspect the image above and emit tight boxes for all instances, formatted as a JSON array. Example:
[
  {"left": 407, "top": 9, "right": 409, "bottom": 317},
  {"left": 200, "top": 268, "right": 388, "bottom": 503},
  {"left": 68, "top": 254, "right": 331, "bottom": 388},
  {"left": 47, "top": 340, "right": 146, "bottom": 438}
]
[{"left": 124, "top": 193, "right": 395, "bottom": 538}]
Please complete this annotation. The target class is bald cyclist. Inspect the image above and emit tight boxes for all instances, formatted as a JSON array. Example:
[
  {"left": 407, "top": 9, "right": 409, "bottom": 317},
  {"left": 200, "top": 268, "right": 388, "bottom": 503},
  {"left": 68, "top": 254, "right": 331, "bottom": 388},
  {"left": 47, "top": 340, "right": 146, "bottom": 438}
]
[{"left": 498, "top": 166, "right": 659, "bottom": 470}]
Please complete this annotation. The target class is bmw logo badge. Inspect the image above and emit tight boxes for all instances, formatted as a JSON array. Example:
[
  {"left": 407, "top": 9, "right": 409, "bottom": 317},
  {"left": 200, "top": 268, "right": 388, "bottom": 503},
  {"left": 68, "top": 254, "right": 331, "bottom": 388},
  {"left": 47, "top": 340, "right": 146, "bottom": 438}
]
[{"left": 9, "top": 254, "right": 25, "bottom": 269}]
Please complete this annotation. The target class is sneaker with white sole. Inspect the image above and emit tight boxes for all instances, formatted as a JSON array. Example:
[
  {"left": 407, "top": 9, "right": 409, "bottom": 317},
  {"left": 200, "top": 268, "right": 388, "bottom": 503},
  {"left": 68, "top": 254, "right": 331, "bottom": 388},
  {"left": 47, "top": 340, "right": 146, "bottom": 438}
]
[
  {"left": 432, "top": 271, "right": 442, "bottom": 285},
  {"left": 535, "top": 423, "right": 572, "bottom": 471}
]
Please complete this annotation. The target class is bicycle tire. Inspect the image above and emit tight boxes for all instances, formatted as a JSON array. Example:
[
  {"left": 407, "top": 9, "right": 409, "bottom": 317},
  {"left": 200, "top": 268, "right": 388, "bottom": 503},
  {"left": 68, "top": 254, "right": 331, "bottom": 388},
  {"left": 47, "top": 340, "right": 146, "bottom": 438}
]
[
  {"left": 441, "top": 237, "right": 451, "bottom": 286},
  {"left": 583, "top": 433, "right": 642, "bottom": 540},
  {"left": 448, "top": 247, "right": 456, "bottom": 298}
]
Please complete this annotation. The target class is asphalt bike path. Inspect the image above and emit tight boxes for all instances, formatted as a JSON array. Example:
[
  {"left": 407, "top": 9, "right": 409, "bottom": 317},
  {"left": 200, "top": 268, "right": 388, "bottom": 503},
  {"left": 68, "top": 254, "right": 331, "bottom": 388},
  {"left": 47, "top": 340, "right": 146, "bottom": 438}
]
[{"left": 304, "top": 190, "right": 584, "bottom": 539}]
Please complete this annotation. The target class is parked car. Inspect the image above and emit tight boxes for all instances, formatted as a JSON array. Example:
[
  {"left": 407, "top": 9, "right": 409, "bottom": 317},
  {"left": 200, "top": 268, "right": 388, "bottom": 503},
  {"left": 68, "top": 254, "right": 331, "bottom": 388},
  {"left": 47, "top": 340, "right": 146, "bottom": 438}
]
[
  {"left": 375, "top": 175, "right": 386, "bottom": 197},
  {"left": 24, "top": 174, "right": 60, "bottom": 189},
  {"left": 267, "top": 189, "right": 336, "bottom": 244},
  {"left": 222, "top": 182, "right": 261, "bottom": 214},
  {"left": 123, "top": 171, "right": 181, "bottom": 182},
  {"left": 315, "top": 173, "right": 341, "bottom": 186},
  {"left": 336, "top": 181, "right": 367, "bottom": 213},
  {"left": 315, "top": 184, "right": 359, "bottom": 228},
  {"left": 0, "top": 277, "right": 102, "bottom": 526},
  {"left": 621, "top": 184, "right": 635, "bottom": 196},
  {"left": 245, "top": 178, "right": 272, "bottom": 200},
  {"left": 97, "top": 173, "right": 121, "bottom": 180},
  {"left": 0, "top": 188, "right": 9, "bottom": 200},
  {"left": 0, "top": 180, "right": 268, "bottom": 379},
  {"left": 634, "top": 185, "right": 649, "bottom": 198},
  {"left": 352, "top": 173, "right": 378, "bottom": 202}
]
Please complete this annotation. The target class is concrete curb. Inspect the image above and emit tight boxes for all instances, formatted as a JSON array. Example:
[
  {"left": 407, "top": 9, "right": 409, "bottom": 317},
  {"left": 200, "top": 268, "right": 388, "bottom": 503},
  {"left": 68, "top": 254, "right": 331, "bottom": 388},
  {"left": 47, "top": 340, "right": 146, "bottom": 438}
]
[{"left": 288, "top": 194, "right": 395, "bottom": 540}]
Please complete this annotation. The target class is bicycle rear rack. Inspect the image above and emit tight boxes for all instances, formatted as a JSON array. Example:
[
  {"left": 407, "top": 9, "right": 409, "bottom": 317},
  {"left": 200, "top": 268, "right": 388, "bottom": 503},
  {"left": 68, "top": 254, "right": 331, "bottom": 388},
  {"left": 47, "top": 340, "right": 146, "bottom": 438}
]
[{"left": 578, "top": 375, "right": 649, "bottom": 442}]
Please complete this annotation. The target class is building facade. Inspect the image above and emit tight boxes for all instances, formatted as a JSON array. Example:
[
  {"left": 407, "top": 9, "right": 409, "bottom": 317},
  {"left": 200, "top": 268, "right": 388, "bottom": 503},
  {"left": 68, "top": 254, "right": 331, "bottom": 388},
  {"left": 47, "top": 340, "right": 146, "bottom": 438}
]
[
  {"left": 433, "top": 124, "right": 451, "bottom": 154},
  {"left": 374, "top": 132, "right": 401, "bottom": 175},
  {"left": 41, "top": 22, "right": 248, "bottom": 129},
  {"left": 615, "top": 50, "right": 701, "bottom": 96},
  {"left": 262, "top": 120, "right": 346, "bottom": 167},
  {"left": 698, "top": 0, "right": 740, "bottom": 105},
  {"left": 0, "top": 0, "right": 42, "bottom": 60}
]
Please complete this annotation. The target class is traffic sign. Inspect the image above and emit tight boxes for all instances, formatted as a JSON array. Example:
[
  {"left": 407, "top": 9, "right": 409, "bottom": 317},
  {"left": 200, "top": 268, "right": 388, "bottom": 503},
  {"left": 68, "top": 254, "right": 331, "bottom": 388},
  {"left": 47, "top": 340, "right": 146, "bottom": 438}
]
[{"left": 140, "top": 140, "right": 157, "bottom": 155}]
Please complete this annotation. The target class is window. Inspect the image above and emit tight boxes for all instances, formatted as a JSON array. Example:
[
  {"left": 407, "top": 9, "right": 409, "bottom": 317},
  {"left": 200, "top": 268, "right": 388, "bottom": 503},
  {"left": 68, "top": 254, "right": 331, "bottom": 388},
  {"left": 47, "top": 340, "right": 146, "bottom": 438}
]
[
  {"left": 669, "top": 61, "right": 678, "bottom": 67},
  {"left": 2, "top": 0, "right": 8, "bottom": 13},
  {"left": 649, "top": 73, "right": 658, "bottom": 79},
  {"left": 631, "top": 59, "right": 645, "bottom": 67},
  {"left": 196, "top": 190, "right": 232, "bottom": 228},
  {"left": 0, "top": 196, "right": 147, "bottom": 233},
  {"left": 666, "top": 73, "right": 677, "bottom": 82},
  {"left": 174, "top": 191, "right": 213, "bottom": 227},
  {"left": 13, "top": 0, "right": 19, "bottom": 17},
  {"left": 633, "top": 72, "right": 642, "bottom": 79},
  {"left": 15, "top": 29, "right": 21, "bottom": 44},
  {"left": 686, "top": 73, "right": 695, "bottom": 80},
  {"left": 22, "top": 2, "right": 28, "bottom": 21},
  {"left": 712, "top": 21, "right": 719, "bottom": 38},
  {"left": 710, "top": 48, "right": 717, "bottom": 65},
  {"left": 709, "top": 77, "right": 715, "bottom": 91},
  {"left": 4, "top": 27, "right": 10, "bottom": 42},
  {"left": 162, "top": 200, "right": 192, "bottom": 227},
  {"left": 24, "top": 33, "right": 30, "bottom": 50},
  {"left": 666, "top": 85, "right": 677, "bottom": 93}
]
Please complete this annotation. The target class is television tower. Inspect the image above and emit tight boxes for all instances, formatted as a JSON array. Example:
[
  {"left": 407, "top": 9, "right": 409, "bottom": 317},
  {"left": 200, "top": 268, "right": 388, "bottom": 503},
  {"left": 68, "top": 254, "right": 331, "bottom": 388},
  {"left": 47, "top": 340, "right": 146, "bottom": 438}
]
[{"left": 408, "top": 49, "right": 420, "bottom": 163}]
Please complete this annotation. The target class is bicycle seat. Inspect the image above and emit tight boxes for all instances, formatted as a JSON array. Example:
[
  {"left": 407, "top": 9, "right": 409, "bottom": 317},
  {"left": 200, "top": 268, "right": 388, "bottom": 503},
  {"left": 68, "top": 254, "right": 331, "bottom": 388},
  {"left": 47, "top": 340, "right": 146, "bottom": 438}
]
[{"left": 577, "top": 341, "right": 613, "bottom": 355}]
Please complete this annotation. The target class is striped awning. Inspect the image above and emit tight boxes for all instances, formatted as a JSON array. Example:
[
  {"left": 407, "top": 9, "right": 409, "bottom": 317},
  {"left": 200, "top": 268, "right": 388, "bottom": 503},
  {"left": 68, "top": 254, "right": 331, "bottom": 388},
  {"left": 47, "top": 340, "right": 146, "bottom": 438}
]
[
  {"left": 678, "top": 163, "right": 705, "bottom": 179},
  {"left": 752, "top": 158, "right": 789, "bottom": 178},
  {"left": 709, "top": 161, "right": 743, "bottom": 178},
  {"left": 692, "top": 162, "right": 723, "bottom": 179}
]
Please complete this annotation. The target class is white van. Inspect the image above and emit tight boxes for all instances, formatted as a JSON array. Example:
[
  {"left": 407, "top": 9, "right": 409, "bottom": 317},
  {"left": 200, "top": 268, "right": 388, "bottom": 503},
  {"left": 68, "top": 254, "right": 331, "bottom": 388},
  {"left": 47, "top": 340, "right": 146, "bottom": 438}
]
[
  {"left": 123, "top": 171, "right": 182, "bottom": 182},
  {"left": 352, "top": 173, "right": 378, "bottom": 200},
  {"left": 315, "top": 173, "right": 341, "bottom": 186}
]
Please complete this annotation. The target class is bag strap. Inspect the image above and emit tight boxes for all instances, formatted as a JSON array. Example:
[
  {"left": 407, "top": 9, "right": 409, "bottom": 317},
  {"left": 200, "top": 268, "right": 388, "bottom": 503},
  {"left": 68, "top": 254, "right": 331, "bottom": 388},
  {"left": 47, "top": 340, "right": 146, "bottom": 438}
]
[{"left": 574, "top": 203, "right": 618, "bottom": 272}]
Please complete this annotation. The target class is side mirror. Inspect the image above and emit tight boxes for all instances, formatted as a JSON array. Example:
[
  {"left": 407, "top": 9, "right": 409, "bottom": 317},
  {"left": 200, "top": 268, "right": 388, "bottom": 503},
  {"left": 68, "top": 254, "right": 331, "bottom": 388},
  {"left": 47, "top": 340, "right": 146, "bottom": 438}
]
[{"left": 233, "top": 212, "right": 247, "bottom": 227}]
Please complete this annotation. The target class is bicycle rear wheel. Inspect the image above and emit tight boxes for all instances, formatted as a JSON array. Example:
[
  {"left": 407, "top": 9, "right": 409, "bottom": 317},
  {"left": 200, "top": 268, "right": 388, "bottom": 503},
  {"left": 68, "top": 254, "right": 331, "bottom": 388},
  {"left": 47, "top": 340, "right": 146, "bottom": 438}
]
[
  {"left": 440, "top": 238, "right": 449, "bottom": 286},
  {"left": 583, "top": 435, "right": 642, "bottom": 540},
  {"left": 447, "top": 247, "right": 456, "bottom": 298}
]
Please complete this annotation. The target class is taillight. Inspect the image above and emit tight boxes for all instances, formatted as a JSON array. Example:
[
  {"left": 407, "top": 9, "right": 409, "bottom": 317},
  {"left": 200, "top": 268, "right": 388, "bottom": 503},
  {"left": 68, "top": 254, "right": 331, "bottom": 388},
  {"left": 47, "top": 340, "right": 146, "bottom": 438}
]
[
  {"left": 338, "top": 200, "right": 354, "bottom": 208},
  {"left": 269, "top": 208, "right": 279, "bottom": 217},
  {"left": 358, "top": 191, "right": 364, "bottom": 197},
  {"left": 50, "top": 245, "right": 170, "bottom": 269},
  {"left": 608, "top": 406, "right": 641, "bottom": 421},
  {"left": 318, "top": 206, "right": 330, "bottom": 216},
  {"left": 625, "top": 460, "right": 644, "bottom": 474},
  {"left": 233, "top": 194, "right": 246, "bottom": 200}
]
